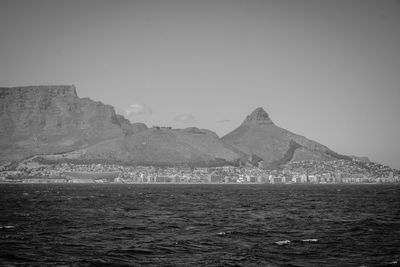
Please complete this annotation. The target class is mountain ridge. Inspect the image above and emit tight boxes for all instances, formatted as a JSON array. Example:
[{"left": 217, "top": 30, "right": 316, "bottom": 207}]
[{"left": 1, "top": 85, "right": 361, "bottom": 168}]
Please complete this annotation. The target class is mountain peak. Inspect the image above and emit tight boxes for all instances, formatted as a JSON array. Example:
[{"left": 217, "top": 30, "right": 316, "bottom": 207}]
[{"left": 243, "top": 107, "right": 273, "bottom": 125}]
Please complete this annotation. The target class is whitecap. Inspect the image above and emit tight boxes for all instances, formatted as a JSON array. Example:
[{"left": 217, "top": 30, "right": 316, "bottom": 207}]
[{"left": 275, "top": 240, "right": 291, "bottom": 245}]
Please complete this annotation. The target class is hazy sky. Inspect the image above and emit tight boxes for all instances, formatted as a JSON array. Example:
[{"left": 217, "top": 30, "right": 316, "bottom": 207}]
[{"left": 1, "top": 0, "right": 400, "bottom": 169}]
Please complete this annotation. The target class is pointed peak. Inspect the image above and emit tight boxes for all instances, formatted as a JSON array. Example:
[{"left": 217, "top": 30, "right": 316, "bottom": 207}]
[
  {"left": 251, "top": 107, "right": 269, "bottom": 117},
  {"left": 243, "top": 107, "right": 274, "bottom": 125}
]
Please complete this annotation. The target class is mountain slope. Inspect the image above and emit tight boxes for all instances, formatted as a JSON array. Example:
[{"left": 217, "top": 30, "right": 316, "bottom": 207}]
[
  {"left": 222, "top": 107, "right": 350, "bottom": 168},
  {"left": 73, "top": 127, "right": 243, "bottom": 165}
]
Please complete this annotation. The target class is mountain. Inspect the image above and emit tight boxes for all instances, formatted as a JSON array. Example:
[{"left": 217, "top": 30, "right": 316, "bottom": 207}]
[
  {"left": 222, "top": 107, "right": 351, "bottom": 168},
  {"left": 0, "top": 85, "right": 143, "bottom": 161},
  {"left": 0, "top": 86, "right": 358, "bottom": 167},
  {"left": 0, "top": 85, "right": 242, "bottom": 166}
]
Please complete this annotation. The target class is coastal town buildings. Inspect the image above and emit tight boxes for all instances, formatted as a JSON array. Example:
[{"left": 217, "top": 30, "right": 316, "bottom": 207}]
[{"left": 0, "top": 159, "right": 399, "bottom": 184}]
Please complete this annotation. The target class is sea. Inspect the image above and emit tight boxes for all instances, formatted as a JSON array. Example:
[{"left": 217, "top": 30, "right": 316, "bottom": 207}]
[{"left": 0, "top": 183, "right": 399, "bottom": 267}]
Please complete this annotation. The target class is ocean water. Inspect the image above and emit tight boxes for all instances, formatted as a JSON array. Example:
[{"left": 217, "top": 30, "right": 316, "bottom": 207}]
[{"left": 0, "top": 183, "right": 399, "bottom": 267}]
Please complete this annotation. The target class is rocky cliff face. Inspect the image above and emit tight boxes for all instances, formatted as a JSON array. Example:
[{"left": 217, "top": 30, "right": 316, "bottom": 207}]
[{"left": 0, "top": 85, "right": 138, "bottom": 161}]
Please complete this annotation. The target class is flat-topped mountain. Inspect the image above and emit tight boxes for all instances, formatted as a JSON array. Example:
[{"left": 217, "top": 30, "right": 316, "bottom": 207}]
[
  {"left": 223, "top": 107, "right": 351, "bottom": 168},
  {"left": 0, "top": 85, "right": 143, "bottom": 161},
  {"left": 0, "top": 85, "right": 242, "bottom": 166}
]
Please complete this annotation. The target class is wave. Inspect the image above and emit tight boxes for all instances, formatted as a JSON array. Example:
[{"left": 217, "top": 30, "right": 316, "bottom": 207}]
[
  {"left": 274, "top": 238, "right": 319, "bottom": 245},
  {"left": 275, "top": 240, "right": 291, "bottom": 245},
  {"left": 0, "top": 225, "right": 15, "bottom": 229}
]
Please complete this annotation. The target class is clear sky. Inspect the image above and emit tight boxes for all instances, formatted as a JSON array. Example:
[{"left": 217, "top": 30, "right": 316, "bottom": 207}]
[{"left": 1, "top": 0, "right": 400, "bottom": 169}]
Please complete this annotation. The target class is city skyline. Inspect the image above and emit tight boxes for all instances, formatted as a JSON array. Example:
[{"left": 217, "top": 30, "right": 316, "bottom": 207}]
[{"left": 1, "top": 0, "right": 400, "bottom": 169}]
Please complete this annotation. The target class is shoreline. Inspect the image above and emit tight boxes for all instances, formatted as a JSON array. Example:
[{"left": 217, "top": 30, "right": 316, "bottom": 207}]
[{"left": 0, "top": 181, "right": 397, "bottom": 185}]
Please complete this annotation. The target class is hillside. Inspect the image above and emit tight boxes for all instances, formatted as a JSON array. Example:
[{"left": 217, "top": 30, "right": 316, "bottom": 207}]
[{"left": 58, "top": 127, "right": 243, "bottom": 166}]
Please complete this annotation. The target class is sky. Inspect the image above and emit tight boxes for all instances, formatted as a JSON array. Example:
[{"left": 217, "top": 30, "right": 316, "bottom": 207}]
[{"left": 0, "top": 0, "right": 400, "bottom": 169}]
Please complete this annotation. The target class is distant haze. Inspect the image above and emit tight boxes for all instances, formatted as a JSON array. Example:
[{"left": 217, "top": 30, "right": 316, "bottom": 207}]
[{"left": 1, "top": 0, "right": 399, "bottom": 169}]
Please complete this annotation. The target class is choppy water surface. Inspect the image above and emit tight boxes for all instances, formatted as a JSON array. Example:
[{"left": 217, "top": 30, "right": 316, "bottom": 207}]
[{"left": 1, "top": 184, "right": 399, "bottom": 266}]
